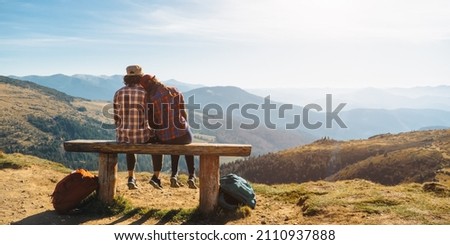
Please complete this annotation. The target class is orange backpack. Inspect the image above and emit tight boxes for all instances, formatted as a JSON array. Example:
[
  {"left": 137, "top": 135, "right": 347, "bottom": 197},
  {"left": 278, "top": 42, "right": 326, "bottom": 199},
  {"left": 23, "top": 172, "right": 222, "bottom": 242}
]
[{"left": 51, "top": 169, "right": 99, "bottom": 214}]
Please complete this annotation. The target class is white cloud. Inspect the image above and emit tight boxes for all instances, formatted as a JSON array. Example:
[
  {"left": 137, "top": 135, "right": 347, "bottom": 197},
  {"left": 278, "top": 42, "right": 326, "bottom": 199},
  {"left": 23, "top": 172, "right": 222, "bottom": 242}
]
[{"left": 119, "top": 0, "right": 450, "bottom": 43}]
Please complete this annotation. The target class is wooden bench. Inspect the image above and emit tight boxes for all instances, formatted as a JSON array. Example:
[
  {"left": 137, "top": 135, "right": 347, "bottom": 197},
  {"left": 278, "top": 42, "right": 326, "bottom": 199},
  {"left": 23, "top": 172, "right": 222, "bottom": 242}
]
[{"left": 63, "top": 140, "right": 252, "bottom": 214}]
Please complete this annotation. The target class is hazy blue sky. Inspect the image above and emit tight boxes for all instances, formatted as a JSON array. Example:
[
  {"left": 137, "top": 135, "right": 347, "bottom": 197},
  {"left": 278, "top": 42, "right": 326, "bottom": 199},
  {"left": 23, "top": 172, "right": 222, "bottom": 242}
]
[{"left": 1, "top": 0, "right": 449, "bottom": 88}]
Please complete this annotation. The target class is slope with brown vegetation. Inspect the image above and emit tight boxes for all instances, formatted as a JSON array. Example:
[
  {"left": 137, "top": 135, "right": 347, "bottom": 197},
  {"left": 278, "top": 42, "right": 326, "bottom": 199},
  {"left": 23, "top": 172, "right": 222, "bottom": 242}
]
[
  {"left": 221, "top": 129, "right": 450, "bottom": 186},
  {"left": 0, "top": 76, "right": 114, "bottom": 168},
  {"left": 1, "top": 151, "right": 449, "bottom": 225}
]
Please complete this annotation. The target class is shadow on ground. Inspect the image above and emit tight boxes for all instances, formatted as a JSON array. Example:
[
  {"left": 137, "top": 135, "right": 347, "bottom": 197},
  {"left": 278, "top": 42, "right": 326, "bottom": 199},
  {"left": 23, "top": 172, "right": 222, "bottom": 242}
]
[
  {"left": 11, "top": 210, "right": 102, "bottom": 225},
  {"left": 11, "top": 207, "right": 246, "bottom": 225}
]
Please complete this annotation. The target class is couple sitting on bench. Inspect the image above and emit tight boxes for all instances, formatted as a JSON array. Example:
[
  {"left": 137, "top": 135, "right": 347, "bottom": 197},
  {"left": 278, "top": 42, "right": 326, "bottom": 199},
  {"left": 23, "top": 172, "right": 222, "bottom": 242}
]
[{"left": 113, "top": 65, "right": 197, "bottom": 190}]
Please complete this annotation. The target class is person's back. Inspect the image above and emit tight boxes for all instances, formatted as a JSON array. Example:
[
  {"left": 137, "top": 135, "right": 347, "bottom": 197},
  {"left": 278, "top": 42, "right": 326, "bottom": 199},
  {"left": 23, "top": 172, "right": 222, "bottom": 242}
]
[
  {"left": 114, "top": 84, "right": 151, "bottom": 143},
  {"left": 141, "top": 74, "right": 197, "bottom": 189},
  {"left": 146, "top": 83, "right": 189, "bottom": 140},
  {"left": 113, "top": 65, "right": 153, "bottom": 189}
]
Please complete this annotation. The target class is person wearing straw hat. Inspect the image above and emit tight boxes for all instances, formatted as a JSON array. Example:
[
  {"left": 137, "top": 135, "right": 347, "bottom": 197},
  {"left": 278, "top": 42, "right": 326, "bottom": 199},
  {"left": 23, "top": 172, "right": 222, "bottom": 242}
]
[{"left": 113, "top": 64, "right": 154, "bottom": 190}]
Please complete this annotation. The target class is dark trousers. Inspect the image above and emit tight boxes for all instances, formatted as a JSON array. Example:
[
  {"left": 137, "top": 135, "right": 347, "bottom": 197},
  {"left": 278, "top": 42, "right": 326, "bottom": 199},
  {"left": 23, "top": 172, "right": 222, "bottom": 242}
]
[
  {"left": 152, "top": 131, "right": 195, "bottom": 177},
  {"left": 126, "top": 131, "right": 195, "bottom": 177}
]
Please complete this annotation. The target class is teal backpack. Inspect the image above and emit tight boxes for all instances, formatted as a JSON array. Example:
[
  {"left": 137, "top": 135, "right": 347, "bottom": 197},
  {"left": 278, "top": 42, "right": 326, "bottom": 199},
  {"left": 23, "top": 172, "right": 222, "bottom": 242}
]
[{"left": 218, "top": 173, "right": 256, "bottom": 210}]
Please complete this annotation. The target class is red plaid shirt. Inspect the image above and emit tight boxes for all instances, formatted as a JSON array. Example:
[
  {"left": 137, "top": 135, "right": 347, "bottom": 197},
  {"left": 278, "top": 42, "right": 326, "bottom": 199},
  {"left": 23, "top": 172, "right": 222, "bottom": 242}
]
[
  {"left": 113, "top": 84, "right": 153, "bottom": 143},
  {"left": 147, "top": 86, "right": 189, "bottom": 141}
]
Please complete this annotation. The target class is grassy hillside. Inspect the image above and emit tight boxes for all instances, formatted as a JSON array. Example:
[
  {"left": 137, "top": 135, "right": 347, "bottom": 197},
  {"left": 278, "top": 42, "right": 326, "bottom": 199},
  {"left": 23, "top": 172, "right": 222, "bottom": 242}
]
[
  {"left": 221, "top": 129, "right": 450, "bottom": 186},
  {"left": 1, "top": 152, "right": 449, "bottom": 225},
  {"left": 0, "top": 76, "right": 114, "bottom": 169}
]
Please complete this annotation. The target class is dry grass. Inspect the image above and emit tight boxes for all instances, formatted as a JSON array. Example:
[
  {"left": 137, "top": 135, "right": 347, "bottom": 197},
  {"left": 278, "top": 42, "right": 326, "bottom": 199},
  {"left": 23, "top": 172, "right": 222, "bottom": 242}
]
[
  {"left": 287, "top": 180, "right": 450, "bottom": 224},
  {"left": 0, "top": 151, "right": 69, "bottom": 173},
  {"left": 1, "top": 152, "right": 449, "bottom": 225}
]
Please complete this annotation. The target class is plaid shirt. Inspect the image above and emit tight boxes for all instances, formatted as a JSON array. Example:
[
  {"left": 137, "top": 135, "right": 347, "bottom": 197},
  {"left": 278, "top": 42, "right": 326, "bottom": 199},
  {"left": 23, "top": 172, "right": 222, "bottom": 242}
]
[
  {"left": 113, "top": 84, "right": 153, "bottom": 143},
  {"left": 147, "top": 86, "right": 189, "bottom": 141}
]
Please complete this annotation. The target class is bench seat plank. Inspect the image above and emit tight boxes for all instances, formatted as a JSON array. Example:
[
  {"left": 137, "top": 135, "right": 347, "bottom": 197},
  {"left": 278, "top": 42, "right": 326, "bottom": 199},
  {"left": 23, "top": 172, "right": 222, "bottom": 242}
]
[{"left": 64, "top": 140, "right": 251, "bottom": 156}]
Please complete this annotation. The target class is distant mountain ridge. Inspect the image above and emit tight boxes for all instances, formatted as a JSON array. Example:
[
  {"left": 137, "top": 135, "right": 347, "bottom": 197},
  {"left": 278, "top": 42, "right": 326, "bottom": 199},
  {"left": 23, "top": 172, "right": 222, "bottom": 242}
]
[
  {"left": 9, "top": 74, "right": 123, "bottom": 101},
  {"left": 10, "top": 74, "right": 203, "bottom": 101},
  {"left": 250, "top": 86, "right": 450, "bottom": 111},
  {"left": 11, "top": 74, "right": 450, "bottom": 111},
  {"left": 185, "top": 86, "right": 450, "bottom": 140},
  {"left": 321, "top": 108, "right": 450, "bottom": 139}
]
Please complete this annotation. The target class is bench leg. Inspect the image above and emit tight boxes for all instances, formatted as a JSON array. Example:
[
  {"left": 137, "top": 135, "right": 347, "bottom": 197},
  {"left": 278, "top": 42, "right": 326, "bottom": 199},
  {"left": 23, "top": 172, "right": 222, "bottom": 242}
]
[
  {"left": 199, "top": 155, "right": 220, "bottom": 214},
  {"left": 98, "top": 153, "right": 118, "bottom": 204}
]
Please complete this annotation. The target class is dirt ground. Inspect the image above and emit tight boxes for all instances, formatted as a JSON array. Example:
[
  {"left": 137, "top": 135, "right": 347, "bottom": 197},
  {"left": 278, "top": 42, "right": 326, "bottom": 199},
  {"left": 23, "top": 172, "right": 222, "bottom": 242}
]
[{"left": 0, "top": 164, "right": 303, "bottom": 225}]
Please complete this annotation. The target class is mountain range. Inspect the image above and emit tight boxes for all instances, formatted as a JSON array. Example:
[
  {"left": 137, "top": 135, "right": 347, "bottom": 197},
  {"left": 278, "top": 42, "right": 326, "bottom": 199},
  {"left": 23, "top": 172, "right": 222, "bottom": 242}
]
[
  {"left": 11, "top": 74, "right": 450, "bottom": 140},
  {"left": 2, "top": 74, "right": 450, "bottom": 188},
  {"left": 14, "top": 74, "right": 450, "bottom": 111},
  {"left": 10, "top": 75, "right": 203, "bottom": 101},
  {"left": 250, "top": 86, "right": 450, "bottom": 111},
  {"left": 183, "top": 86, "right": 450, "bottom": 140}
]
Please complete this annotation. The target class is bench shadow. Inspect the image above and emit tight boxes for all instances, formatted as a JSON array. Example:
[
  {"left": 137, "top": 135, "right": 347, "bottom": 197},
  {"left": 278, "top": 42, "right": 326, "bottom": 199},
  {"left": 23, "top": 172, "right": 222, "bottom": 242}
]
[
  {"left": 11, "top": 210, "right": 105, "bottom": 225},
  {"left": 107, "top": 209, "right": 143, "bottom": 225},
  {"left": 107, "top": 208, "right": 237, "bottom": 225},
  {"left": 129, "top": 209, "right": 182, "bottom": 225},
  {"left": 11, "top": 208, "right": 247, "bottom": 225}
]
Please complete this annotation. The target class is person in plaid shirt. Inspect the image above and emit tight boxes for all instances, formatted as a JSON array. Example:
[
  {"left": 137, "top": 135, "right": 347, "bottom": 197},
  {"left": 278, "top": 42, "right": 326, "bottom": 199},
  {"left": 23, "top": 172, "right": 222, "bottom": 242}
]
[
  {"left": 114, "top": 65, "right": 154, "bottom": 190},
  {"left": 140, "top": 74, "right": 198, "bottom": 189}
]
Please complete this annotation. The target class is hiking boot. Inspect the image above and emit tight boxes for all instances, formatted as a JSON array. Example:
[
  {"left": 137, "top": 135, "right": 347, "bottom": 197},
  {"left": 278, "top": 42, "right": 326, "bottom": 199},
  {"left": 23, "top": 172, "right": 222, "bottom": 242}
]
[
  {"left": 170, "top": 176, "right": 184, "bottom": 188},
  {"left": 187, "top": 177, "right": 198, "bottom": 189},
  {"left": 127, "top": 177, "right": 138, "bottom": 190},
  {"left": 149, "top": 176, "right": 163, "bottom": 190}
]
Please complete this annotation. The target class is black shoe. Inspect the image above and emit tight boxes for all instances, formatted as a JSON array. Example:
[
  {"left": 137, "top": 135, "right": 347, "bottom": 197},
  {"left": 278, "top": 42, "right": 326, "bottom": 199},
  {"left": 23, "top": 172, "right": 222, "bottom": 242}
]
[
  {"left": 170, "top": 176, "right": 184, "bottom": 188},
  {"left": 127, "top": 177, "right": 138, "bottom": 190},
  {"left": 149, "top": 176, "right": 163, "bottom": 190},
  {"left": 187, "top": 177, "right": 198, "bottom": 189}
]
